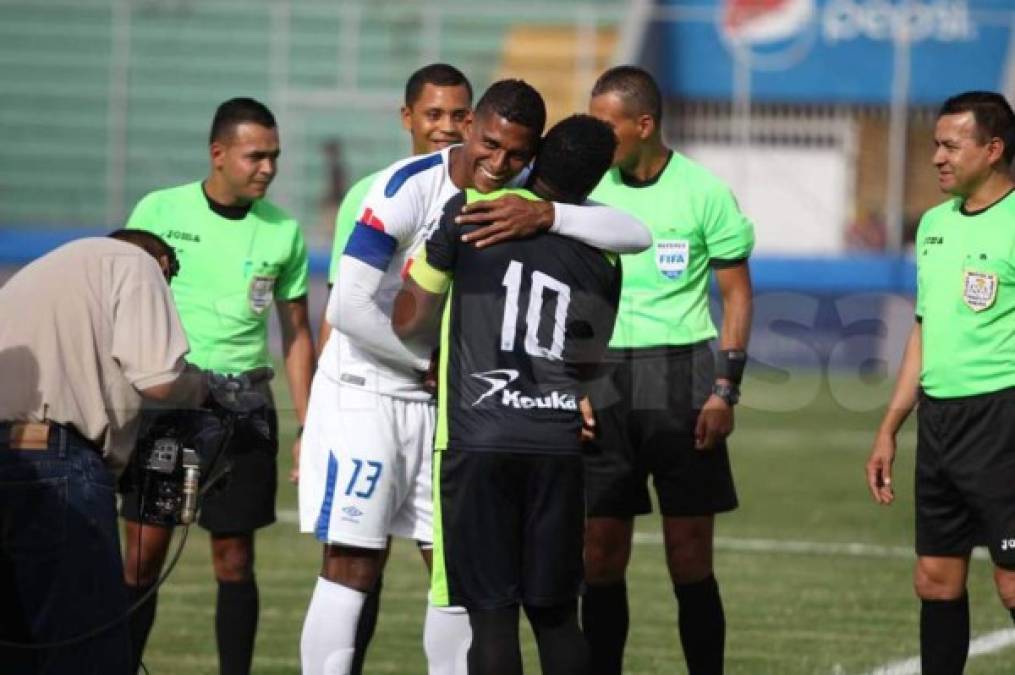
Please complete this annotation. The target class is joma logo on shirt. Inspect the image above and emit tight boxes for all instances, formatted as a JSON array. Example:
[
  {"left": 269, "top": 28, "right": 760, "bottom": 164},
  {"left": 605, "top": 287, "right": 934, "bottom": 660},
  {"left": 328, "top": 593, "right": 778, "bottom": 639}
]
[
  {"left": 165, "top": 230, "right": 201, "bottom": 243},
  {"left": 923, "top": 236, "right": 944, "bottom": 245}
]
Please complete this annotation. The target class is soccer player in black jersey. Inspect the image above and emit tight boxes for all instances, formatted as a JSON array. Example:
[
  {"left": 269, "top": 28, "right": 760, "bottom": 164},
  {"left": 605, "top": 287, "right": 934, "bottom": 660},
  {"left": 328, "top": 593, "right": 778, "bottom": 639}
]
[{"left": 392, "top": 114, "right": 621, "bottom": 675}]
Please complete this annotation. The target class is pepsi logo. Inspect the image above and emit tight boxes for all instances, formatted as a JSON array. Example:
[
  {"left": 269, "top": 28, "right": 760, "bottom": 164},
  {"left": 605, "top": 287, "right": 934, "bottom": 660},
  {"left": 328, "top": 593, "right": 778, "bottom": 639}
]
[{"left": 722, "top": 0, "right": 816, "bottom": 44}]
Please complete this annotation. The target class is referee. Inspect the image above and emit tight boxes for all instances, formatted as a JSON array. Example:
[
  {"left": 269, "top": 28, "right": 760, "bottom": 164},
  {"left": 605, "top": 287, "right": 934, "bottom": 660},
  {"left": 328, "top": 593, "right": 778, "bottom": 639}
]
[
  {"left": 866, "top": 91, "right": 1015, "bottom": 675},
  {"left": 582, "top": 66, "right": 754, "bottom": 675},
  {"left": 120, "top": 97, "right": 314, "bottom": 675}
]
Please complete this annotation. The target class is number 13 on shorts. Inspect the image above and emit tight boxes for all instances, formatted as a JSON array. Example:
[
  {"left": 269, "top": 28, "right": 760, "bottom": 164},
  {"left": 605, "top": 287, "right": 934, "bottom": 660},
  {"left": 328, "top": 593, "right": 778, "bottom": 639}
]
[{"left": 342, "top": 457, "right": 383, "bottom": 498}]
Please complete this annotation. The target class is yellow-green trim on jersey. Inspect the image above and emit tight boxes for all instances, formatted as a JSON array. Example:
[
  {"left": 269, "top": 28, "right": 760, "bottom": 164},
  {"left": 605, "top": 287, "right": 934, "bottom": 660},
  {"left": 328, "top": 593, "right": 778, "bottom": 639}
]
[
  {"left": 127, "top": 181, "right": 308, "bottom": 374},
  {"left": 408, "top": 249, "right": 452, "bottom": 294},
  {"left": 464, "top": 187, "right": 541, "bottom": 204},
  {"left": 916, "top": 191, "right": 1015, "bottom": 397},
  {"left": 328, "top": 172, "right": 379, "bottom": 284},
  {"left": 590, "top": 152, "right": 754, "bottom": 348},
  {"left": 434, "top": 286, "right": 453, "bottom": 452},
  {"left": 428, "top": 449, "right": 451, "bottom": 606}
]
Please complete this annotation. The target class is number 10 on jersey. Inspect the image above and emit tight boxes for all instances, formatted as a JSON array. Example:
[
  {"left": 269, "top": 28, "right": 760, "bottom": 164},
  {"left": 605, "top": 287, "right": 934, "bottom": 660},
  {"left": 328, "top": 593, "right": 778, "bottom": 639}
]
[{"left": 500, "top": 260, "right": 571, "bottom": 361}]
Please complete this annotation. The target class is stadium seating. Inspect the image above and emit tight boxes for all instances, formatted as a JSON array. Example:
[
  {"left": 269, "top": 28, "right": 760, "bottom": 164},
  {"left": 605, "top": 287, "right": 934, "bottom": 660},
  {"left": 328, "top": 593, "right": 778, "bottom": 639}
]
[{"left": 0, "top": 0, "right": 625, "bottom": 236}]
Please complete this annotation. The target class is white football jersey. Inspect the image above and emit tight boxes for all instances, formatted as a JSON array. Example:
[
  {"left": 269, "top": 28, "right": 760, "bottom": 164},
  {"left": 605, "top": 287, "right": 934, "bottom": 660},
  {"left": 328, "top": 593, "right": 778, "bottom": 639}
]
[{"left": 320, "top": 147, "right": 459, "bottom": 400}]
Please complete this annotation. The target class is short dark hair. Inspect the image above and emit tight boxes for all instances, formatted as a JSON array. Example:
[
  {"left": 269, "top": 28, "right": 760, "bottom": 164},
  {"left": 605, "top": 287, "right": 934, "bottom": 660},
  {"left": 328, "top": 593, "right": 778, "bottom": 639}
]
[
  {"left": 209, "top": 97, "right": 277, "bottom": 145},
  {"left": 108, "top": 229, "right": 179, "bottom": 279},
  {"left": 591, "top": 65, "right": 663, "bottom": 124},
  {"left": 405, "top": 63, "right": 473, "bottom": 107},
  {"left": 474, "top": 79, "right": 546, "bottom": 136},
  {"left": 528, "top": 114, "right": 617, "bottom": 204},
  {"left": 939, "top": 91, "right": 1015, "bottom": 164}
]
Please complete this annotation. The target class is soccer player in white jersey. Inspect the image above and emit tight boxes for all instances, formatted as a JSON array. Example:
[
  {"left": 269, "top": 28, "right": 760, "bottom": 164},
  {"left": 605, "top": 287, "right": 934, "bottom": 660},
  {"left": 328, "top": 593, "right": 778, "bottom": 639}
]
[{"left": 298, "top": 79, "right": 651, "bottom": 675}]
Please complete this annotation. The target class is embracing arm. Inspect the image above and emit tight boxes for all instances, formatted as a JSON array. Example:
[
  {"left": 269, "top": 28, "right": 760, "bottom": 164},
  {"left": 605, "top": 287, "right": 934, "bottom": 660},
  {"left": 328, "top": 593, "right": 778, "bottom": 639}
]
[
  {"left": 455, "top": 195, "right": 651, "bottom": 253},
  {"left": 331, "top": 255, "right": 430, "bottom": 371},
  {"left": 549, "top": 201, "right": 651, "bottom": 253}
]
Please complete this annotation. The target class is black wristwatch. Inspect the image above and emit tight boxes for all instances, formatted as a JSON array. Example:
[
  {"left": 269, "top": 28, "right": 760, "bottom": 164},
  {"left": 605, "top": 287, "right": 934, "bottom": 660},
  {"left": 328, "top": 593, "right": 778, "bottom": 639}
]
[{"left": 712, "top": 382, "right": 740, "bottom": 406}]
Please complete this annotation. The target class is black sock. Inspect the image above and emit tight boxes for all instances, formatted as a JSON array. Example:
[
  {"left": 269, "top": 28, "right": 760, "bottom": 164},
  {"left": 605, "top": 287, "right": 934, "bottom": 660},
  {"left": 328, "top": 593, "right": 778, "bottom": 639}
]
[
  {"left": 674, "top": 575, "right": 725, "bottom": 675},
  {"left": 216, "top": 578, "right": 259, "bottom": 675},
  {"left": 468, "top": 606, "right": 522, "bottom": 675},
  {"left": 350, "top": 574, "right": 383, "bottom": 675},
  {"left": 126, "top": 582, "right": 159, "bottom": 675},
  {"left": 525, "top": 601, "right": 588, "bottom": 675},
  {"left": 921, "top": 595, "right": 969, "bottom": 675},
  {"left": 581, "top": 580, "right": 628, "bottom": 675}
]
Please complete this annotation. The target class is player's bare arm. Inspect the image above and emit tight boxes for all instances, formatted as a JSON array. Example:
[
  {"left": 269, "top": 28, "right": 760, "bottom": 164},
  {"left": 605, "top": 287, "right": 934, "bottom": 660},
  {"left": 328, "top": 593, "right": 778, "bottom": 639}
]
[
  {"left": 392, "top": 276, "right": 446, "bottom": 342},
  {"left": 866, "top": 321, "right": 922, "bottom": 505},
  {"left": 695, "top": 261, "right": 752, "bottom": 450},
  {"left": 278, "top": 295, "right": 314, "bottom": 483}
]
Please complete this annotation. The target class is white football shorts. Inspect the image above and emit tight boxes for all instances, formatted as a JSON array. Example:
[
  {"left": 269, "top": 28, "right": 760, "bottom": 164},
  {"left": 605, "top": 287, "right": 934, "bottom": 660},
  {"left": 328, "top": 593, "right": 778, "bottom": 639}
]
[{"left": 298, "top": 371, "right": 435, "bottom": 548}]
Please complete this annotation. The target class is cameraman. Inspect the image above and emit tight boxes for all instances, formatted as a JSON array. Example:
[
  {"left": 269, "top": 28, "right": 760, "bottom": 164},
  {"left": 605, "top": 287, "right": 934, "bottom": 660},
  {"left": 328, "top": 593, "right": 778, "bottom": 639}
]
[{"left": 0, "top": 231, "right": 207, "bottom": 675}]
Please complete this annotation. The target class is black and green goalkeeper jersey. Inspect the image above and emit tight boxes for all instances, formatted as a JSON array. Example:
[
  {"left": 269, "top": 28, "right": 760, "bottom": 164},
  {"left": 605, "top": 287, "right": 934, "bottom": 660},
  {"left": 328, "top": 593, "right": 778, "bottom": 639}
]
[{"left": 409, "top": 188, "right": 621, "bottom": 455}]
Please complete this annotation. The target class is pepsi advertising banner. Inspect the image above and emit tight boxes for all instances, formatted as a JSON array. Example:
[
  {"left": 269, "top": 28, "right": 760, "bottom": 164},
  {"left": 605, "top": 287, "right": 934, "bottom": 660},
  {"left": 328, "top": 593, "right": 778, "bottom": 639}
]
[{"left": 655, "top": 0, "right": 1014, "bottom": 104}]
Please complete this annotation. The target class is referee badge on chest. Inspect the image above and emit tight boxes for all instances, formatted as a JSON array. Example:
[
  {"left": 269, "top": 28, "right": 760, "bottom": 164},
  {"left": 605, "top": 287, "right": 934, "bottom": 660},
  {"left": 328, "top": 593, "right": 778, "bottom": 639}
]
[
  {"left": 962, "top": 270, "right": 998, "bottom": 312},
  {"left": 656, "top": 239, "right": 689, "bottom": 280},
  {"left": 249, "top": 275, "right": 276, "bottom": 314}
]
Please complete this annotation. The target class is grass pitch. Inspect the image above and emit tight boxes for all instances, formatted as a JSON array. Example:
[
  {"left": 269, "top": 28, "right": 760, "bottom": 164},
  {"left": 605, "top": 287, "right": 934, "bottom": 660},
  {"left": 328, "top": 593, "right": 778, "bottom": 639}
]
[{"left": 137, "top": 371, "right": 1015, "bottom": 674}]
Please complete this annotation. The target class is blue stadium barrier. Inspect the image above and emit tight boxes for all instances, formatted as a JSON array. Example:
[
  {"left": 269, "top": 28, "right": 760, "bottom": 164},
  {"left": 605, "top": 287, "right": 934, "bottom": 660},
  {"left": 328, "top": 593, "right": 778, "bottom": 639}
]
[{"left": 0, "top": 227, "right": 916, "bottom": 293}]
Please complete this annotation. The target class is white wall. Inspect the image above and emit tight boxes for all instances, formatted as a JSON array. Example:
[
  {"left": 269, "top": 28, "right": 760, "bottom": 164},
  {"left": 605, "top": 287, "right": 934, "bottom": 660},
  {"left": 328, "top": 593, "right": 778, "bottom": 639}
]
[{"left": 680, "top": 143, "right": 851, "bottom": 255}]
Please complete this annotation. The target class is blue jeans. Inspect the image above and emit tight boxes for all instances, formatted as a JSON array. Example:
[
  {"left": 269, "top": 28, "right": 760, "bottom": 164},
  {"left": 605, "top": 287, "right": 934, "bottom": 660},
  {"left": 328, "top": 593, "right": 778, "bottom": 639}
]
[{"left": 0, "top": 424, "right": 130, "bottom": 675}]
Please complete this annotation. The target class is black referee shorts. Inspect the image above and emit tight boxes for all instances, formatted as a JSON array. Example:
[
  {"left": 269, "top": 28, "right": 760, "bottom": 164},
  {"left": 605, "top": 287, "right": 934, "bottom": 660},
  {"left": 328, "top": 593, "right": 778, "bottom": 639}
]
[
  {"left": 432, "top": 449, "right": 585, "bottom": 610},
  {"left": 584, "top": 342, "right": 738, "bottom": 518},
  {"left": 120, "top": 389, "right": 279, "bottom": 534},
  {"left": 916, "top": 386, "right": 1015, "bottom": 567}
]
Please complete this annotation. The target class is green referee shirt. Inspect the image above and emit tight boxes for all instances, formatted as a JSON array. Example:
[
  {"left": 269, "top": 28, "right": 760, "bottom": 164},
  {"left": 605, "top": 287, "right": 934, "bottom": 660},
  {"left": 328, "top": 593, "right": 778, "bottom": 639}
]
[
  {"left": 916, "top": 189, "right": 1015, "bottom": 398},
  {"left": 590, "top": 151, "right": 755, "bottom": 348},
  {"left": 127, "top": 181, "right": 309, "bottom": 374},
  {"left": 327, "top": 172, "right": 378, "bottom": 284}
]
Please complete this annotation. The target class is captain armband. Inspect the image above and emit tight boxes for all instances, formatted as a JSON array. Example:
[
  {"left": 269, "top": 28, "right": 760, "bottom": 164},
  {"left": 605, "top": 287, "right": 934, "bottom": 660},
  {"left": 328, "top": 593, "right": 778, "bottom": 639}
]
[
  {"left": 408, "top": 252, "right": 452, "bottom": 295},
  {"left": 716, "top": 349, "right": 747, "bottom": 385}
]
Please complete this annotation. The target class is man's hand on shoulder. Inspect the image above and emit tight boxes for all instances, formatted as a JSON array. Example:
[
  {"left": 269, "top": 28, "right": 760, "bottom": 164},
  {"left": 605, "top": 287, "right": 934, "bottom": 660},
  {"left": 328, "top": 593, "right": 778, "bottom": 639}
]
[{"left": 458, "top": 195, "right": 554, "bottom": 248}]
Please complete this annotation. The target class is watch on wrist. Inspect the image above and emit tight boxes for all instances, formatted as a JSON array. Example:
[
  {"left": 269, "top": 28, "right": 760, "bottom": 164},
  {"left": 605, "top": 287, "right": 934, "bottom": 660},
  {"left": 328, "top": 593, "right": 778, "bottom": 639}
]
[{"left": 712, "top": 382, "right": 740, "bottom": 406}]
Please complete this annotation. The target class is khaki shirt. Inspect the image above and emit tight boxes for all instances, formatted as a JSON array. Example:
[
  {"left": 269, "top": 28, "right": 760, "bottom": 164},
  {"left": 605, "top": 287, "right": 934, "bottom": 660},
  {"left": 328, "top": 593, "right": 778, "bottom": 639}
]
[{"left": 0, "top": 238, "right": 190, "bottom": 473}]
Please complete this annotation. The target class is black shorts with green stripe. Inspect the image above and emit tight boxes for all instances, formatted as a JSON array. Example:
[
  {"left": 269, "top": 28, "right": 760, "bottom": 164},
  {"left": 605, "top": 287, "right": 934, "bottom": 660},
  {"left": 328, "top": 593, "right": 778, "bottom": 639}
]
[
  {"left": 430, "top": 449, "right": 585, "bottom": 610},
  {"left": 916, "top": 386, "right": 1015, "bottom": 567}
]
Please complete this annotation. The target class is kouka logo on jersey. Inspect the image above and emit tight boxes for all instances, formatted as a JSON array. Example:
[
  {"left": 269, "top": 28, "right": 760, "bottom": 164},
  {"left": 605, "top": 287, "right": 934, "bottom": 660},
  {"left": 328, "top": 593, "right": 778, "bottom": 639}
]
[{"left": 470, "top": 369, "right": 578, "bottom": 412}]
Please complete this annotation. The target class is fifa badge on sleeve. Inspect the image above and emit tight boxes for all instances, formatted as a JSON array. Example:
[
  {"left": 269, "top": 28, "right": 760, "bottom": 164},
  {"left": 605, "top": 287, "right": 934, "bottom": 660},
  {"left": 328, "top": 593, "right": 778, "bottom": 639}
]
[
  {"left": 962, "top": 270, "right": 998, "bottom": 312},
  {"left": 249, "top": 275, "right": 276, "bottom": 314}
]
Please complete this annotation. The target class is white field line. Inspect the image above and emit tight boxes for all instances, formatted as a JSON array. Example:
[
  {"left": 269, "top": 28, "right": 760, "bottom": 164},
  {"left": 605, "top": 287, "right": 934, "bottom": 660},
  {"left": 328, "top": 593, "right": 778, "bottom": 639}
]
[
  {"left": 860, "top": 628, "right": 1015, "bottom": 675},
  {"left": 274, "top": 509, "right": 987, "bottom": 561}
]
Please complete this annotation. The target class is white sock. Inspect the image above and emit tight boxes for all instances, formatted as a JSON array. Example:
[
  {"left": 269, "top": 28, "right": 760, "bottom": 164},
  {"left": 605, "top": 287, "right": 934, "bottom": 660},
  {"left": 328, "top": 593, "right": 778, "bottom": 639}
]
[
  {"left": 300, "top": 576, "right": 367, "bottom": 675},
  {"left": 424, "top": 603, "right": 472, "bottom": 675}
]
